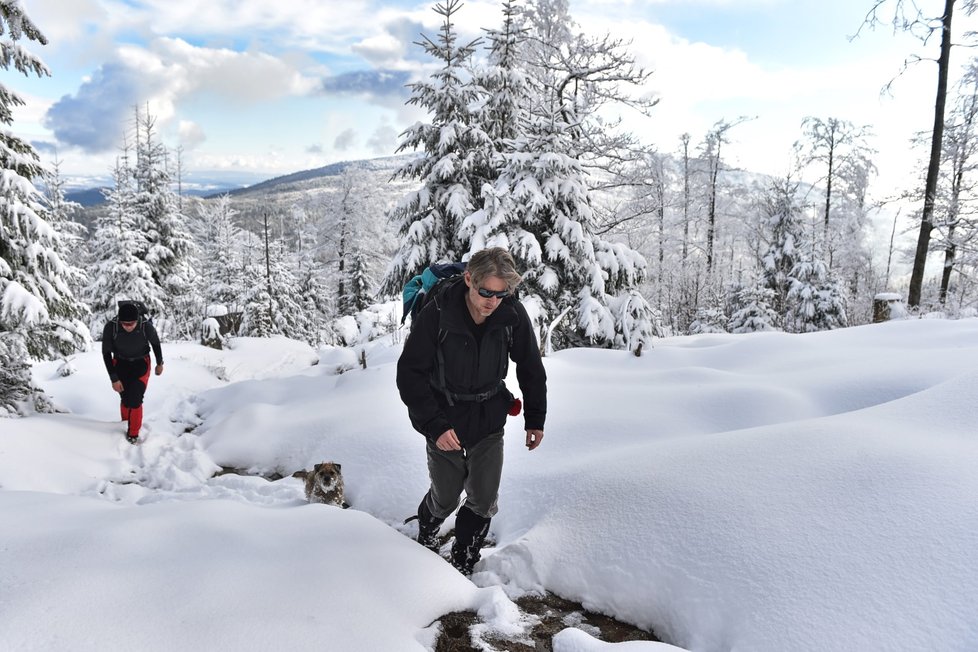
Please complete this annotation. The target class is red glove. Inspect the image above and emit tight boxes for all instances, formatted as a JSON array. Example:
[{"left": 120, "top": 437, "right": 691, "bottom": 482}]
[{"left": 509, "top": 397, "right": 522, "bottom": 416}]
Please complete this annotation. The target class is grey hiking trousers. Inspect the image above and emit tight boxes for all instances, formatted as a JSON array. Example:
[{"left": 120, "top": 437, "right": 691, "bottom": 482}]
[{"left": 424, "top": 431, "right": 504, "bottom": 521}]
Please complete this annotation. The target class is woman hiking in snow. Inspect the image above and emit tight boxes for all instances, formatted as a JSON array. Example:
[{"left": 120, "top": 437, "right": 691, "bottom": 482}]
[
  {"left": 101, "top": 301, "right": 164, "bottom": 443},
  {"left": 397, "top": 247, "right": 547, "bottom": 575}
]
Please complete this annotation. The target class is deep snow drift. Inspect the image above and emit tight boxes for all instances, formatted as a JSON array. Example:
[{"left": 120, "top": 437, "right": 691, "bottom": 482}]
[{"left": 2, "top": 320, "right": 977, "bottom": 651}]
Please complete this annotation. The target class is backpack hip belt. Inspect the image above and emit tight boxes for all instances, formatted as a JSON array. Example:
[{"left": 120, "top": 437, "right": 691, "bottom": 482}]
[{"left": 441, "top": 382, "right": 504, "bottom": 406}]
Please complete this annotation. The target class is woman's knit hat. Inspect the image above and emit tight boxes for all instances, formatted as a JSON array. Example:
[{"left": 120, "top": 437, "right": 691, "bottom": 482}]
[{"left": 118, "top": 303, "right": 140, "bottom": 322}]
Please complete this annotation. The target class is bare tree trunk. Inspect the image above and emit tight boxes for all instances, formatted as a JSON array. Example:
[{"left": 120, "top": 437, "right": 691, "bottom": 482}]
[
  {"left": 908, "top": 0, "right": 955, "bottom": 308},
  {"left": 681, "top": 133, "right": 691, "bottom": 263},
  {"left": 263, "top": 211, "right": 273, "bottom": 324},
  {"left": 823, "top": 130, "right": 835, "bottom": 266},
  {"left": 886, "top": 209, "right": 899, "bottom": 289},
  {"left": 939, "top": 234, "right": 956, "bottom": 303},
  {"left": 706, "top": 138, "right": 720, "bottom": 275}
]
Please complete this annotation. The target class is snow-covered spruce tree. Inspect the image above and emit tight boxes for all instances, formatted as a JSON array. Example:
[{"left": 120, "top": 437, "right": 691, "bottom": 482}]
[
  {"left": 345, "top": 248, "right": 372, "bottom": 313},
  {"left": 238, "top": 229, "right": 311, "bottom": 342},
  {"left": 191, "top": 194, "right": 247, "bottom": 318},
  {"left": 0, "top": 332, "right": 51, "bottom": 415},
  {"left": 0, "top": 0, "right": 89, "bottom": 413},
  {"left": 83, "top": 156, "right": 162, "bottom": 335},
  {"left": 379, "top": 0, "right": 494, "bottom": 296},
  {"left": 131, "top": 109, "right": 196, "bottom": 337},
  {"left": 785, "top": 259, "right": 848, "bottom": 333},
  {"left": 688, "top": 306, "right": 727, "bottom": 334},
  {"left": 470, "top": 1, "right": 654, "bottom": 351},
  {"left": 322, "top": 165, "right": 381, "bottom": 318},
  {"left": 292, "top": 205, "right": 332, "bottom": 345},
  {"left": 472, "top": 0, "right": 528, "bottom": 150},
  {"left": 760, "top": 178, "right": 804, "bottom": 324},
  {"left": 727, "top": 284, "right": 779, "bottom": 333},
  {"left": 485, "top": 110, "right": 652, "bottom": 350},
  {"left": 460, "top": 0, "right": 533, "bottom": 251},
  {"left": 42, "top": 155, "right": 86, "bottom": 266}
]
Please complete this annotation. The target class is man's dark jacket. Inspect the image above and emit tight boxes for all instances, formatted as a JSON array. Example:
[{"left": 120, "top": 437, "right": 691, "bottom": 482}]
[
  {"left": 396, "top": 280, "right": 546, "bottom": 447},
  {"left": 101, "top": 319, "right": 163, "bottom": 382}
]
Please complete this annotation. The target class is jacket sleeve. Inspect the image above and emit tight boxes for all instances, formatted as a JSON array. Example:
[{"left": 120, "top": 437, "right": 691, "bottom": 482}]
[
  {"left": 101, "top": 322, "right": 118, "bottom": 382},
  {"left": 146, "top": 323, "right": 163, "bottom": 365},
  {"left": 510, "top": 303, "right": 547, "bottom": 431},
  {"left": 396, "top": 306, "right": 451, "bottom": 440}
]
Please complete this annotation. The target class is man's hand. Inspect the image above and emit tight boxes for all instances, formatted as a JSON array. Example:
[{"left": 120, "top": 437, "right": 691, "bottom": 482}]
[
  {"left": 526, "top": 429, "right": 544, "bottom": 451},
  {"left": 111, "top": 380, "right": 123, "bottom": 393},
  {"left": 155, "top": 364, "right": 164, "bottom": 376},
  {"left": 435, "top": 429, "right": 462, "bottom": 451}
]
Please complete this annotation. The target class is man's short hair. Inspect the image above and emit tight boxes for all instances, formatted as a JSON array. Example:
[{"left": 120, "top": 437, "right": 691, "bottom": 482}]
[{"left": 467, "top": 247, "right": 522, "bottom": 290}]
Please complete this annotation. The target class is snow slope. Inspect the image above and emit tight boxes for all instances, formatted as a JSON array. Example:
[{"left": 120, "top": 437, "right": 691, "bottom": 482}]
[{"left": 1, "top": 318, "right": 976, "bottom": 651}]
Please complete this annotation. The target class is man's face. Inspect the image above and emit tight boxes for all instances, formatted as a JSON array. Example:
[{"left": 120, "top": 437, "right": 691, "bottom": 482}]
[
  {"left": 465, "top": 272, "right": 509, "bottom": 319},
  {"left": 120, "top": 320, "right": 138, "bottom": 332}
]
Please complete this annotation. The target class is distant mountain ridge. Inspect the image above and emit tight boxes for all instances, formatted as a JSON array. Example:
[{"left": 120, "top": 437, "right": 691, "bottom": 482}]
[
  {"left": 66, "top": 184, "right": 247, "bottom": 207},
  {"left": 64, "top": 187, "right": 110, "bottom": 208},
  {"left": 64, "top": 154, "right": 418, "bottom": 207},
  {"left": 215, "top": 153, "right": 417, "bottom": 199}
]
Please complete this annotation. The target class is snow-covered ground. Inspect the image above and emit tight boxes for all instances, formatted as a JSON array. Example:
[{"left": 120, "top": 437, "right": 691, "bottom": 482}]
[{"left": 2, "top": 320, "right": 977, "bottom": 651}]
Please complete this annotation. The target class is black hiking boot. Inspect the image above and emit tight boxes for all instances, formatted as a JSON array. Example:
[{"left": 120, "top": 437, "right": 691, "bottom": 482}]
[
  {"left": 451, "top": 506, "right": 491, "bottom": 576},
  {"left": 415, "top": 497, "right": 444, "bottom": 552}
]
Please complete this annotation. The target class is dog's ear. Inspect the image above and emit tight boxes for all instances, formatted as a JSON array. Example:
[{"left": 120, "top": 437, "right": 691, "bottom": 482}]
[
  {"left": 313, "top": 463, "right": 323, "bottom": 472},
  {"left": 292, "top": 470, "right": 308, "bottom": 480},
  {"left": 335, "top": 463, "right": 341, "bottom": 472}
]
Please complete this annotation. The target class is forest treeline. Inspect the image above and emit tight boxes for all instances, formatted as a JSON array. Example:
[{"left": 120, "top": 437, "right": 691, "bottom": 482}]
[{"left": 4, "top": 0, "right": 978, "bottom": 415}]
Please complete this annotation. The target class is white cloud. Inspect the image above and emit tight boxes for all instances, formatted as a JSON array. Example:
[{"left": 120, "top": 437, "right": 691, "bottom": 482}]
[
  {"left": 178, "top": 120, "right": 206, "bottom": 149},
  {"left": 152, "top": 37, "right": 320, "bottom": 102},
  {"left": 351, "top": 33, "right": 408, "bottom": 68},
  {"left": 333, "top": 128, "right": 357, "bottom": 151},
  {"left": 367, "top": 124, "right": 399, "bottom": 155},
  {"left": 28, "top": 0, "right": 109, "bottom": 46}
]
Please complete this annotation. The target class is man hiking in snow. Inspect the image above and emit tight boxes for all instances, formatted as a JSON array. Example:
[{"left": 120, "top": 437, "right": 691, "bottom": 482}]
[
  {"left": 397, "top": 247, "right": 547, "bottom": 575},
  {"left": 101, "top": 301, "right": 164, "bottom": 443}
]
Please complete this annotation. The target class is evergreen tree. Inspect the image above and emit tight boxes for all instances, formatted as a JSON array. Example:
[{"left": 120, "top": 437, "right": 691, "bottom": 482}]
[
  {"left": 83, "top": 157, "right": 161, "bottom": 335},
  {"left": 0, "top": 0, "right": 89, "bottom": 399},
  {"left": 727, "top": 285, "right": 779, "bottom": 333},
  {"left": 689, "top": 307, "right": 727, "bottom": 334},
  {"left": 461, "top": 0, "right": 534, "bottom": 251},
  {"left": 472, "top": 0, "right": 529, "bottom": 148},
  {"left": 192, "top": 194, "right": 246, "bottom": 316},
  {"left": 0, "top": 332, "right": 50, "bottom": 415},
  {"left": 132, "top": 109, "right": 196, "bottom": 336},
  {"left": 238, "top": 230, "right": 310, "bottom": 341},
  {"left": 786, "top": 259, "right": 848, "bottom": 333},
  {"left": 345, "top": 248, "right": 372, "bottom": 313},
  {"left": 294, "top": 212, "right": 331, "bottom": 344},
  {"left": 473, "top": 3, "right": 653, "bottom": 350},
  {"left": 380, "top": 0, "right": 493, "bottom": 296},
  {"left": 760, "top": 178, "right": 804, "bottom": 324},
  {"left": 326, "top": 167, "right": 372, "bottom": 317},
  {"left": 42, "top": 155, "right": 86, "bottom": 265}
]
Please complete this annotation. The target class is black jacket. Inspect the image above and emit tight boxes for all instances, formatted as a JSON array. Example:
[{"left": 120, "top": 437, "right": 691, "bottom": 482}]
[
  {"left": 397, "top": 280, "right": 547, "bottom": 447},
  {"left": 101, "top": 319, "right": 163, "bottom": 382}
]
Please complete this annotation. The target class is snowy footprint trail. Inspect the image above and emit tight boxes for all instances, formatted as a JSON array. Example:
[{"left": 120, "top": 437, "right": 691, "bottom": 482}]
[{"left": 88, "top": 403, "right": 311, "bottom": 509}]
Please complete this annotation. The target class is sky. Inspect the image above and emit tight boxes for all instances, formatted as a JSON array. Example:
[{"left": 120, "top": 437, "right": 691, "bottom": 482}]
[
  {"left": 5, "top": 0, "right": 977, "bottom": 196},
  {"left": 2, "top": 311, "right": 977, "bottom": 650}
]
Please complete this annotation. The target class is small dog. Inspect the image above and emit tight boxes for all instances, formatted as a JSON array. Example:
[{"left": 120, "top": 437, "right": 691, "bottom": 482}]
[{"left": 293, "top": 462, "right": 346, "bottom": 507}]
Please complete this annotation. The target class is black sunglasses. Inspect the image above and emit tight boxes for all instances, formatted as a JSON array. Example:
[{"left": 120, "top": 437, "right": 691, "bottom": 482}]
[{"left": 477, "top": 287, "right": 510, "bottom": 299}]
